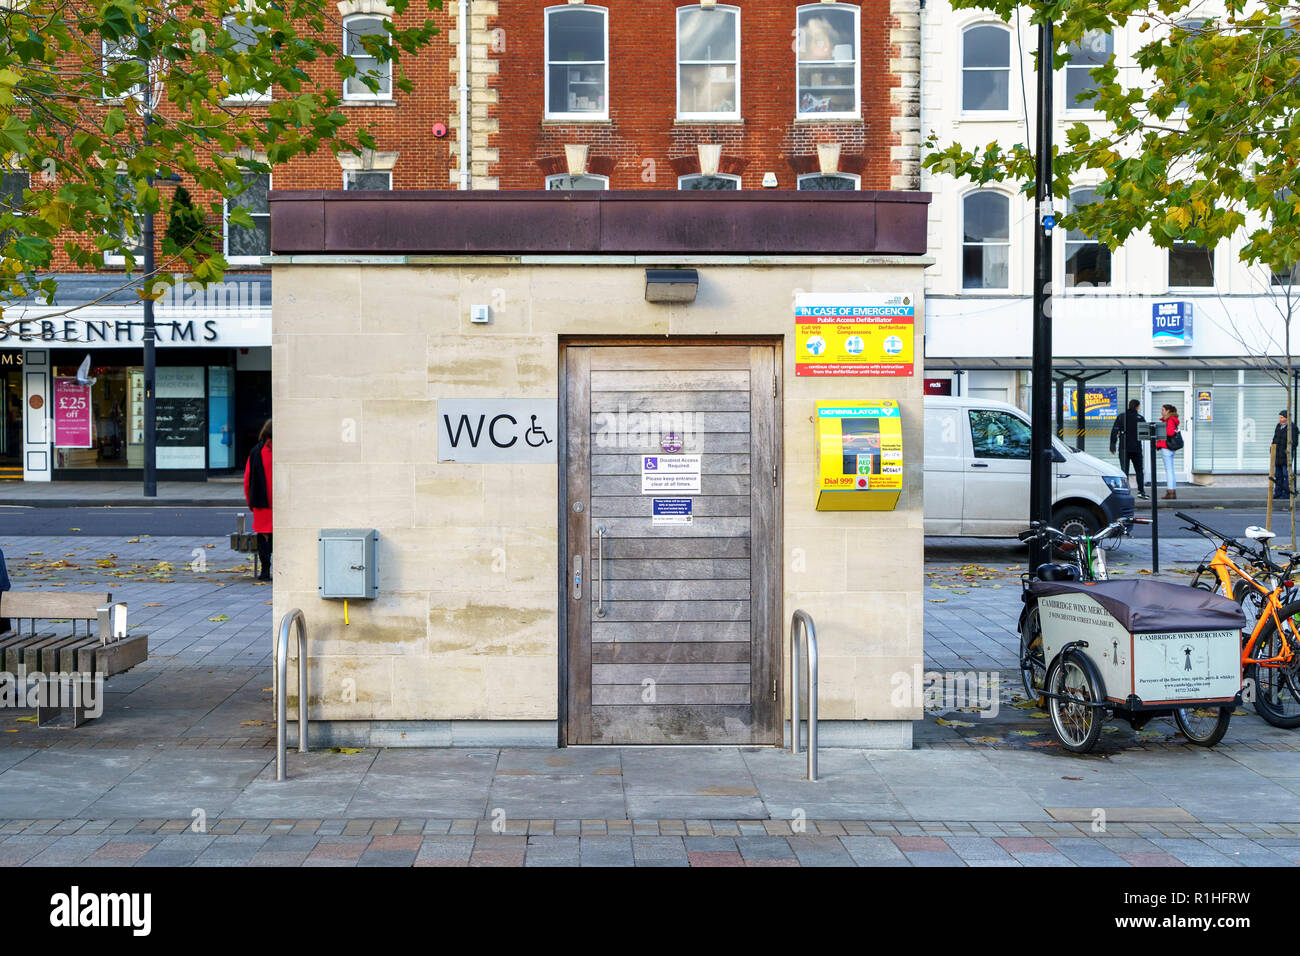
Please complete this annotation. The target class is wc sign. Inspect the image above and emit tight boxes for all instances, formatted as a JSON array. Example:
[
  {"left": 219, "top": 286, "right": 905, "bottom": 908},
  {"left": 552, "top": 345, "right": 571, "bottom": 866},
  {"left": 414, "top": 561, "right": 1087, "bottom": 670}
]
[
  {"left": 437, "top": 399, "right": 558, "bottom": 463},
  {"left": 1152, "top": 301, "right": 1193, "bottom": 347}
]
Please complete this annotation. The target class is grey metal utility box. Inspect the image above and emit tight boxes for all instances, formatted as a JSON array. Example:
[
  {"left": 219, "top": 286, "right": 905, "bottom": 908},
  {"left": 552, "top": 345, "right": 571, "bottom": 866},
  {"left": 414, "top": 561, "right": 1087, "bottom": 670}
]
[{"left": 318, "top": 529, "right": 379, "bottom": 598}]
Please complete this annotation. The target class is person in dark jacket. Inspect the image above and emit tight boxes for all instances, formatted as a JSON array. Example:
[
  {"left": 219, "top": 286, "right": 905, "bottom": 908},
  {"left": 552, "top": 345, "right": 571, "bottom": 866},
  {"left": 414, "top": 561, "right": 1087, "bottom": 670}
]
[
  {"left": 1109, "top": 399, "right": 1147, "bottom": 499},
  {"left": 1274, "top": 411, "right": 1299, "bottom": 499},
  {"left": 243, "top": 419, "right": 273, "bottom": 581},
  {"left": 0, "top": 544, "right": 10, "bottom": 634}
]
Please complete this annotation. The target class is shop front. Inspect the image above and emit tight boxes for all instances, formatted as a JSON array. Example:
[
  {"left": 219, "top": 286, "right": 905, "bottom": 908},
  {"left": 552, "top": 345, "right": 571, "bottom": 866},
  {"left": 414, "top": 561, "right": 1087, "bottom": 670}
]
[
  {"left": 926, "top": 294, "right": 1298, "bottom": 484},
  {"left": 0, "top": 278, "right": 271, "bottom": 481},
  {"left": 268, "top": 190, "right": 932, "bottom": 748}
]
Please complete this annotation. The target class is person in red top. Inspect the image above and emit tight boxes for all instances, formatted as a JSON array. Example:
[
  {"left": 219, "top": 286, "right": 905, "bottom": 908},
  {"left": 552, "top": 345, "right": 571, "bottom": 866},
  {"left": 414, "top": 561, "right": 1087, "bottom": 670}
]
[
  {"left": 243, "top": 419, "right": 273, "bottom": 581},
  {"left": 1157, "top": 404, "right": 1180, "bottom": 500}
]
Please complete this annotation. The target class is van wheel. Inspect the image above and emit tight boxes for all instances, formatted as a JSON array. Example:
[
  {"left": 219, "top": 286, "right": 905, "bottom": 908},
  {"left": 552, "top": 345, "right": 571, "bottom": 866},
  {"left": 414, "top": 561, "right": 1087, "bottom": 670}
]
[{"left": 1052, "top": 505, "right": 1101, "bottom": 540}]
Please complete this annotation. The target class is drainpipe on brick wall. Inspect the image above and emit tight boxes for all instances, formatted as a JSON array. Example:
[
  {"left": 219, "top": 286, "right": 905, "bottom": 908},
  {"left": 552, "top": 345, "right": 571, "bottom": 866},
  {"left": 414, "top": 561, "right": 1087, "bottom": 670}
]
[{"left": 458, "top": 0, "right": 471, "bottom": 189}]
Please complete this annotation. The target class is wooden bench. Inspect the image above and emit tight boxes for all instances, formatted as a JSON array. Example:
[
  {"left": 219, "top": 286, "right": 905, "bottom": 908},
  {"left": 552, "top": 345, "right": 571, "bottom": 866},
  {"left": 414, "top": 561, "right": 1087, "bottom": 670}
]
[{"left": 0, "top": 591, "right": 149, "bottom": 728}]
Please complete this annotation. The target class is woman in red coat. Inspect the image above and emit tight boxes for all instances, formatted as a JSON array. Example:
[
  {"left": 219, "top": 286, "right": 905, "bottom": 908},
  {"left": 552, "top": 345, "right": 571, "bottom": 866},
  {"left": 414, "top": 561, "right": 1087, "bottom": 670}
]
[
  {"left": 1157, "top": 405, "right": 1180, "bottom": 500},
  {"left": 243, "top": 419, "right": 273, "bottom": 581}
]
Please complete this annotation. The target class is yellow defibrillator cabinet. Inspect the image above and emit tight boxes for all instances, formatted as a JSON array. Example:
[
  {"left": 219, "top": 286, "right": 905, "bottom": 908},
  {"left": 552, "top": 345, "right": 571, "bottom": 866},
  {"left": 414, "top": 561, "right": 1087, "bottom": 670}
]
[{"left": 814, "top": 401, "right": 904, "bottom": 511}]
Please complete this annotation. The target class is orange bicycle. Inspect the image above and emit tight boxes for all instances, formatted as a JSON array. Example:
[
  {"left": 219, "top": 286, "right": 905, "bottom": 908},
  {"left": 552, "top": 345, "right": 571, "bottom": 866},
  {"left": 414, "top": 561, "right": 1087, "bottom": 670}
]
[{"left": 1179, "top": 511, "right": 1300, "bottom": 729}]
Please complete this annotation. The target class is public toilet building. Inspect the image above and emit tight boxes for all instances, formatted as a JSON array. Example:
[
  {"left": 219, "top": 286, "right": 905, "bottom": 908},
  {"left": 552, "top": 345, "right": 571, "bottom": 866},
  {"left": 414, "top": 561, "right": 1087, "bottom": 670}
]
[{"left": 268, "top": 190, "right": 930, "bottom": 748}]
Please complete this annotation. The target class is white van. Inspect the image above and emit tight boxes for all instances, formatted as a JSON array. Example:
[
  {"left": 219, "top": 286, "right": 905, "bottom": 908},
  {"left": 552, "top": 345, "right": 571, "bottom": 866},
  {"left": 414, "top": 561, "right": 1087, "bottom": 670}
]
[{"left": 924, "top": 396, "right": 1135, "bottom": 538}]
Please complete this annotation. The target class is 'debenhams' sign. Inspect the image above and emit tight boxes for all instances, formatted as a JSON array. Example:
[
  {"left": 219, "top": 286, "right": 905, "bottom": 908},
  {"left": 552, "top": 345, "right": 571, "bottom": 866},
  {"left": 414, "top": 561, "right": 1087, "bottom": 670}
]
[{"left": 0, "top": 318, "right": 221, "bottom": 345}]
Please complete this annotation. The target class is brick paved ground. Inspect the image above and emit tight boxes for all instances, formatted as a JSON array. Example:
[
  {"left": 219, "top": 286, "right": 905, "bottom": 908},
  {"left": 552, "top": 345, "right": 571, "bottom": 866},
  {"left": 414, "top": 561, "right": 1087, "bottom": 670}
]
[
  {"left": 1, "top": 531, "right": 1297, "bottom": 866},
  {"left": 0, "top": 534, "right": 271, "bottom": 666},
  {"left": 2, "top": 816, "right": 1298, "bottom": 867}
]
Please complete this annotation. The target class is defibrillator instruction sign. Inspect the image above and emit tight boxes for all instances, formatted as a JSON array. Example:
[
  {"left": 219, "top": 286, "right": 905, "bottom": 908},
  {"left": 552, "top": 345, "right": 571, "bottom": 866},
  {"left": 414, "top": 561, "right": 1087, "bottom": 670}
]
[{"left": 795, "top": 293, "right": 915, "bottom": 377}]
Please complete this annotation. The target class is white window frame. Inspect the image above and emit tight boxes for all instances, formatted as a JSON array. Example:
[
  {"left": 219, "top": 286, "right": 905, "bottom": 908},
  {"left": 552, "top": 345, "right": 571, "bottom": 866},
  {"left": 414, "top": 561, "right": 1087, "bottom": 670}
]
[
  {"left": 676, "top": 4, "right": 741, "bottom": 121},
  {"left": 677, "top": 172, "right": 742, "bottom": 190},
  {"left": 960, "top": 189, "right": 1011, "bottom": 292},
  {"left": 1171, "top": 19, "right": 1205, "bottom": 117},
  {"left": 1, "top": 169, "right": 29, "bottom": 216},
  {"left": 101, "top": 36, "right": 146, "bottom": 103},
  {"left": 222, "top": 14, "right": 271, "bottom": 103},
  {"left": 223, "top": 172, "right": 272, "bottom": 266},
  {"left": 545, "top": 173, "right": 610, "bottom": 190},
  {"left": 796, "top": 3, "right": 861, "bottom": 119},
  {"left": 1062, "top": 186, "right": 1112, "bottom": 292},
  {"left": 103, "top": 220, "right": 144, "bottom": 268},
  {"left": 960, "top": 22, "right": 1013, "bottom": 115},
  {"left": 796, "top": 172, "right": 860, "bottom": 190},
  {"left": 544, "top": 4, "right": 609, "bottom": 121},
  {"left": 343, "top": 13, "right": 393, "bottom": 102},
  {"left": 1167, "top": 240, "right": 1215, "bottom": 291},
  {"left": 343, "top": 169, "right": 393, "bottom": 191},
  {"left": 1061, "top": 29, "right": 1112, "bottom": 115}
]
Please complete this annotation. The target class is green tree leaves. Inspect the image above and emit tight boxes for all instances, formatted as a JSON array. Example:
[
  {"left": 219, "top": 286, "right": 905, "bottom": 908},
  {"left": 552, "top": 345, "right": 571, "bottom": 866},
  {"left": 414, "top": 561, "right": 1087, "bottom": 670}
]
[
  {"left": 0, "top": 0, "right": 442, "bottom": 318},
  {"left": 924, "top": 1, "right": 1300, "bottom": 275}
]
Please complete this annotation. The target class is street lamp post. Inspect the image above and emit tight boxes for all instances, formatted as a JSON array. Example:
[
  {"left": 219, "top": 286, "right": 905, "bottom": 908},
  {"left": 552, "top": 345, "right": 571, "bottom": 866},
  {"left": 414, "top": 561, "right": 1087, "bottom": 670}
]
[
  {"left": 142, "top": 50, "right": 157, "bottom": 498},
  {"left": 1029, "top": 19, "right": 1055, "bottom": 569},
  {"left": 142, "top": 180, "right": 157, "bottom": 499}
]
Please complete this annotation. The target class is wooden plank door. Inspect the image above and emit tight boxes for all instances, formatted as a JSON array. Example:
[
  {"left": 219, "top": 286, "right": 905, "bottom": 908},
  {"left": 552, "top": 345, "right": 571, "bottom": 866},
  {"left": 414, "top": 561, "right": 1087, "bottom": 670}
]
[{"left": 563, "top": 344, "right": 780, "bottom": 745}]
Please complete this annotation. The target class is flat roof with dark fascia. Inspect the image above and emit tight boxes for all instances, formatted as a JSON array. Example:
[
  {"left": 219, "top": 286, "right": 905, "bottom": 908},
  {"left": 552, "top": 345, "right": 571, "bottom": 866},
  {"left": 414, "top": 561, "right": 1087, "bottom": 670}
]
[{"left": 266, "top": 189, "right": 932, "bottom": 258}]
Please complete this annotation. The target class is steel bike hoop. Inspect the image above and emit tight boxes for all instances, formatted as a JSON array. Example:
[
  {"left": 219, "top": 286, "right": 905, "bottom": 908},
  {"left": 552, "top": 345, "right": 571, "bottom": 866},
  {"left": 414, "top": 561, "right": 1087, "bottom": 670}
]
[
  {"left": 275, "top": 609, "right": 310, "bottom": 781},
  {"left": 789, "top": 609, "right": 819, "bottom": 782}
]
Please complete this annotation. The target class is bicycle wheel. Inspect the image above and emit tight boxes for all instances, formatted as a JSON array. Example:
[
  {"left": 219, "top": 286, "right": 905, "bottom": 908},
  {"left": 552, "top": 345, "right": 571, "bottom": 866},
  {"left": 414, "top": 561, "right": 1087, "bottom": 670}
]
[
  {"left": 1019, "top": 605, "right": 1046, "bottom": 705},
  {"left": 1234, "top": 578, "right": 1267, "bottom": 636},
  {"left": 1247, "top": 600, "right": 1300, "bottom": 729},
  {"left": 1172, "top": 706, "right": 1232, "bottom": 747},
  {"left": 1046, "top": 650, "right": 1106, "bottom": 753}
]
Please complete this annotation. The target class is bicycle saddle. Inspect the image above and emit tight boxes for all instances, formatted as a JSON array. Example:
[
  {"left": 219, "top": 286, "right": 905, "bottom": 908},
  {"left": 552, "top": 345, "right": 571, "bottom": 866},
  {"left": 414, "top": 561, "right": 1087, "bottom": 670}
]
[{"left": 1245, "top": 526, "right": 1276, "bottom": 541}]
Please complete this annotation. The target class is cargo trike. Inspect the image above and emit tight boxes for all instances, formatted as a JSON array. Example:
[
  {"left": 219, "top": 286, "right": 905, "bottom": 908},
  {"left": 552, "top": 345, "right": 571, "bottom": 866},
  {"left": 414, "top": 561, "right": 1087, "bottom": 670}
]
[{"left": 1029, "top": 579, "right": 1247, "bottom": 753}]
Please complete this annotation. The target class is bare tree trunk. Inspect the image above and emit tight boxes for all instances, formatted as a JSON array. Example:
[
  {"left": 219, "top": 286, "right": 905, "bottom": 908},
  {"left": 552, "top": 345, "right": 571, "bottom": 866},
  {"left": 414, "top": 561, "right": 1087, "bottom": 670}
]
[
  {"left": 1284, "top": 303, "right": 1294, "bottom": 548},
  {"left": 1288, "top": 300, "right": 1295, "bottom": 548},
  {"left": 1268, "top": 443, "right": 1275, "bottom": 531}
]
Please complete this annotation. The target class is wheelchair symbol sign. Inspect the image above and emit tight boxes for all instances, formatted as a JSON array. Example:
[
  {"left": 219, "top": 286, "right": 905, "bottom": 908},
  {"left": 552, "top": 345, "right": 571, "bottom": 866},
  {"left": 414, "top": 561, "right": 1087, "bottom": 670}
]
[{"left": 437, "top": 399, "right": 559, "bottom": 463}]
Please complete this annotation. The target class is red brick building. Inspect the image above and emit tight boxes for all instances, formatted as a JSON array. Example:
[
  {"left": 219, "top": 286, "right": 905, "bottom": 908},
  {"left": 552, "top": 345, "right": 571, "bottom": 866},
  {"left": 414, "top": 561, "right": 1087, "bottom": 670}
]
[{"left": 481, "top": 0, "right": 920, "bottom": 192}]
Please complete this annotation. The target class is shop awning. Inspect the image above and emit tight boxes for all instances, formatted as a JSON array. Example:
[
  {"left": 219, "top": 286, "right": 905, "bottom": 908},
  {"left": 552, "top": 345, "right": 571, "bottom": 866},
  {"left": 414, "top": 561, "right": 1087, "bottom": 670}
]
[{"left": 924, "top": 356, "right": 1271, "bottom": 371}]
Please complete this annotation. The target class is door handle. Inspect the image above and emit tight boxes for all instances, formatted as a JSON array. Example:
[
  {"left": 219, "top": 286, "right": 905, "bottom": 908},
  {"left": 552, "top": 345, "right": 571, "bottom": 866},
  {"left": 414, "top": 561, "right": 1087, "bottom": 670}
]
[
  {"left": 595, "top": 525, "right": 606, "bottom": 618},
  {"left": 970, "top": 462, "right": 989, "bottom": 468},
  {"left": 572, "top": 554, "right": 582, "bottom": 600}
]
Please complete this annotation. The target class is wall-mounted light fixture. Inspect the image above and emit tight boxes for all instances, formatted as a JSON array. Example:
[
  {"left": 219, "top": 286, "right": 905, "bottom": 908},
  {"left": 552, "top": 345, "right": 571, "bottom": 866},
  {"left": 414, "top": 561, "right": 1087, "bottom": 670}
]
[{"left": 645, "top": 269, "right": 699, "bottom": 304}]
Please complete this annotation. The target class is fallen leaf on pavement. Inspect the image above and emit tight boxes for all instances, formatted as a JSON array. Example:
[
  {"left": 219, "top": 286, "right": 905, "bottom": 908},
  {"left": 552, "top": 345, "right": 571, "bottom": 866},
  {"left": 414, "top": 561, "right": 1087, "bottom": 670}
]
[
  {"left": 207, "top": 614, "right": 229, "bottom": 622},
  {"left": 15, "top": 716, "right": 37, "bottom": 723},
  {"left": 240, "top": 720, "right": 265, "bottom": 727},
  {"left": 330, "top": 747, "right": 366, "bottom": 755},
  {"left": 1012, "top": 730, "right": 1039, "bottom": 737},
  {"left": 935, "top": 718, "right": 975, "bottom": 727}
]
